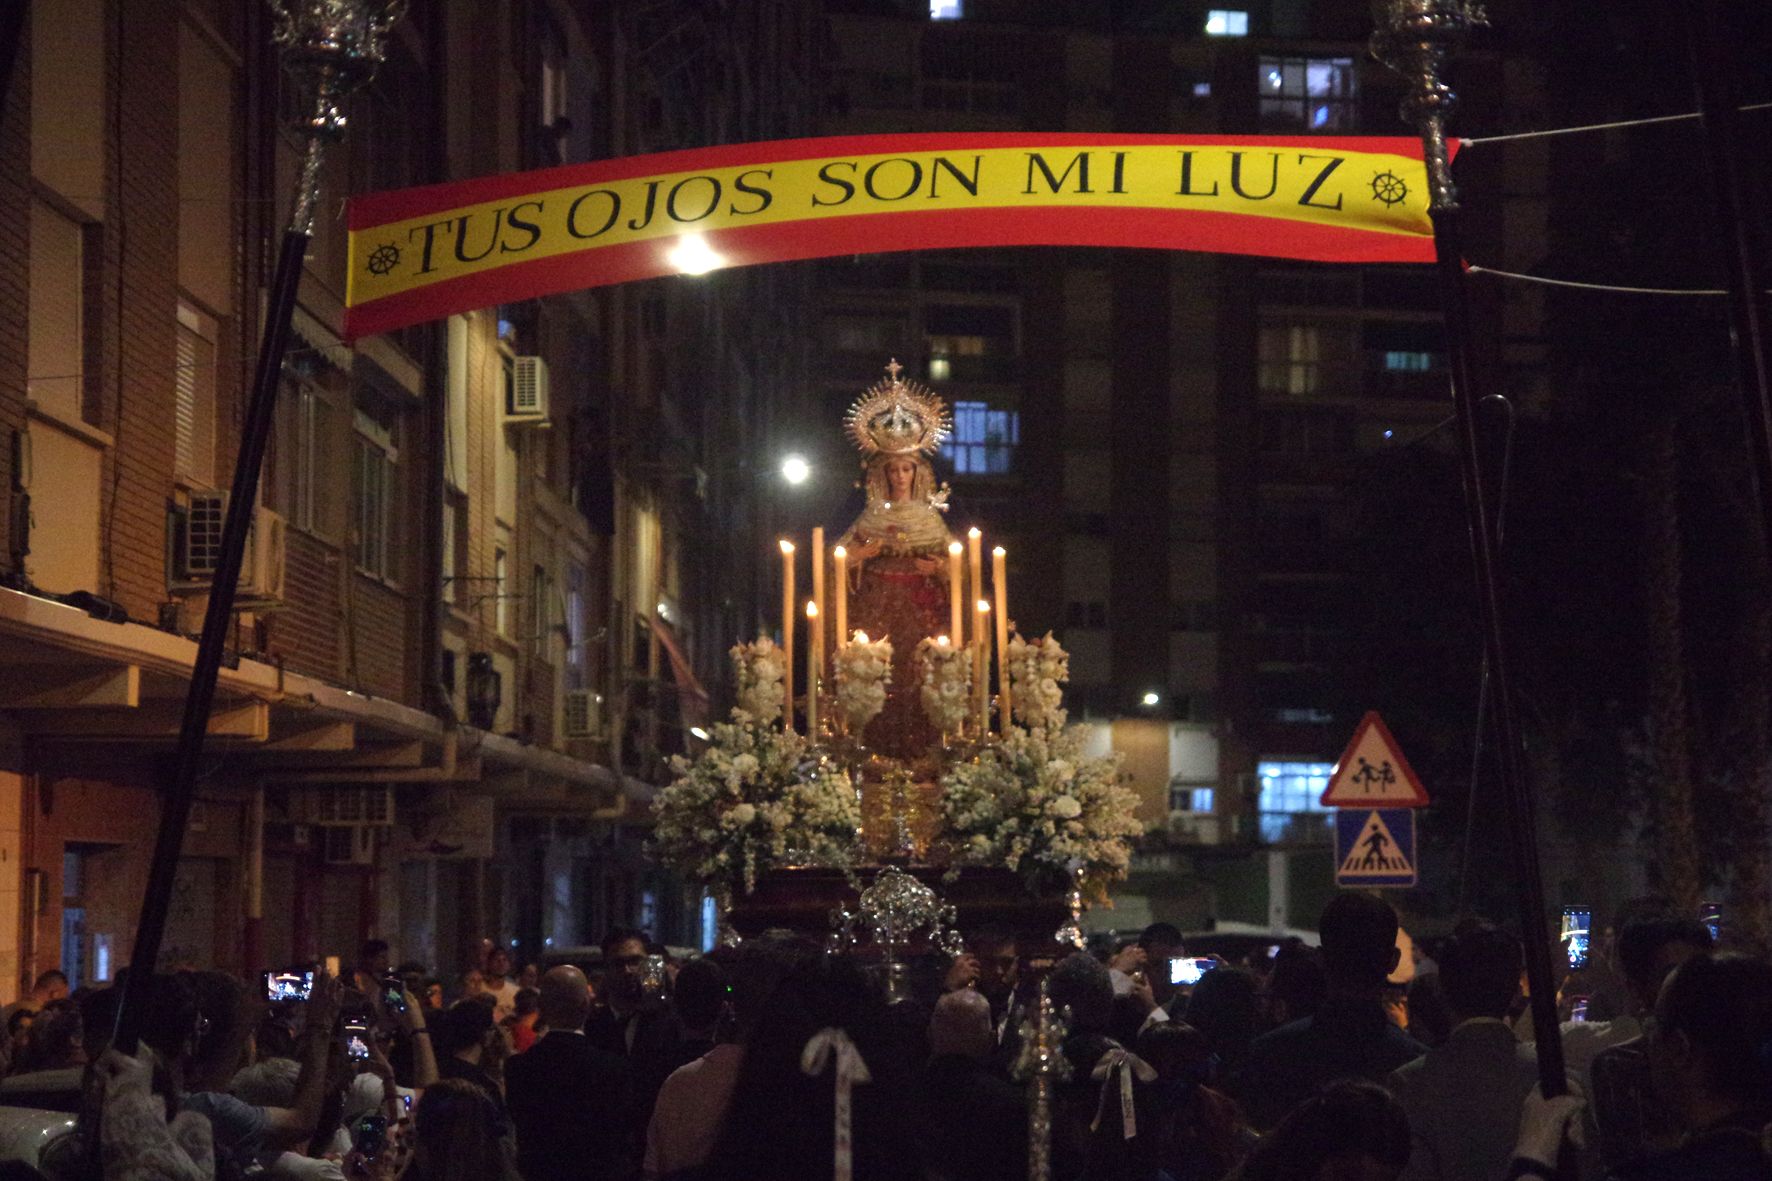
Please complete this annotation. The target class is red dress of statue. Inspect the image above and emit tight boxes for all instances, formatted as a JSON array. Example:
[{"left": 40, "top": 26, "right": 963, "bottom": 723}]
[{"left": 835, "top": 362, "right": 955, "bottom": 763}]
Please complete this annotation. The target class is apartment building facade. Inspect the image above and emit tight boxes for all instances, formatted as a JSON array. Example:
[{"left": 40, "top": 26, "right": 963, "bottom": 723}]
[{"left": 0, "top": 0, "right": 817, "bottom": 995}]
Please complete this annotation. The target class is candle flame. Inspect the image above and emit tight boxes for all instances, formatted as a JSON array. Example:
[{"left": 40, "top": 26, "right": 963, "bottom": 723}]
[
  {"left": 977, "top": 599, "right": 991, "bottom": 613},
  {"left": 992, "top": 546, "right": 1006, "bottom": 557},
  {"left": 854, "top": 631, "right": 869, "bottom": 644},
  {"left": 833, "top": 545, "right": 846, "bottom": 558},
  {"left": 968, "top": 526, "right": 981, "bottom": 539},
  {"left": 806, "top": 601, "right": 818, "bottom": 617},
  {"left": 948, "top": 541, "right": 963, "bottom": 555},
  {"left": 780, "top": 539, "right": 795, "bottom": 554},
  {"left": 936, "top": 634, "right": 950, "bottom": 647}
]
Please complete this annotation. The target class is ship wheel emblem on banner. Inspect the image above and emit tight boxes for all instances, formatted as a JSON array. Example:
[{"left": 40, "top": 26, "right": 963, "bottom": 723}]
[{"left": 1369, "top": 170, "right": 1409, "bottom": 206}]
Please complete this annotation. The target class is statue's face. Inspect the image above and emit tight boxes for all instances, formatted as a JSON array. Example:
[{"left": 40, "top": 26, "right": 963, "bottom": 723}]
[{"left": 884, "top": 458, "right": 916, "bottom": 501}]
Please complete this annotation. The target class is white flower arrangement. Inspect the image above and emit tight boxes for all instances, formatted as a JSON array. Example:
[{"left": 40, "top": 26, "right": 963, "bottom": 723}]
[
  {"left": 731, "top": 636, "right": 787, "bottom": 724},
  {"left": 916, "top": 637, "right": 973, "bottom": 736},
  {"left": 1006, "top": 632, "right": 1070, "bottom": 731},
  {"left": 834, "top": 635, "right": 893, "bottom": 733},
  {"left": 936, "top": 721, "right": 1143, "bottom": 895},
  {"left": 650, "top": 716, "right": 861, "bottom": 895}
]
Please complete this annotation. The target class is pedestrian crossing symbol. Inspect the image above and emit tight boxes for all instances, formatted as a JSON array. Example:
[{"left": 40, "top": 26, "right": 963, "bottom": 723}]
[{"left": 1335, "top": 808, "right": 1417, "bottom": 888}]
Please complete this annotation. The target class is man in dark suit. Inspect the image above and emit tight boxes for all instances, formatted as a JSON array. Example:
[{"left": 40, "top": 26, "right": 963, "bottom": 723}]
[
  {"left": 585, "top": 927, "right": 683, "bottom": 1151},
  {"left": 1232, "top": 892, "right": 1427, "bottom": 1129},
  {"left": 505, "top": 965, "right": 632, "bottom": 1181}
]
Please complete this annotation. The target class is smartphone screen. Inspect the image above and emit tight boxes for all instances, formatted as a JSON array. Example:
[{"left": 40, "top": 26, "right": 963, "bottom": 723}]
[
  {"left": 1169, "top": 957, "right": 1218, "bottom": 987},
  {"left": 1699, "top": 901, "right": 1723, "bottom": 945},
  {"left": 381, "top": 977, "right": 406, "bottom": 1012},
  {"left": 1560, "top": 907, "right": 1591, "bottom": 970},
  {"left": 345, "top": 1033, "right": 370, "bottom": 1061},
  {"left": 352, "top": 1114, "right": 387, "bottom": 1158},
  {"left": 265, "top": 970, "right": 315, "bottom": 1003},
  {"left": 1569, "top": 995, "right": 1590, "bottom": 1023}
]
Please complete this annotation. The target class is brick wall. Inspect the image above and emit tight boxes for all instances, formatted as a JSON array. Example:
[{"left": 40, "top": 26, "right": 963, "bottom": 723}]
[
  {"left": 269, "top": 528, "right": 344, "bottom": 680},
  {"left": 0, "top": 21, "right": 28, "bottom": 577},
  {"left": 98, "top": 0, "right": 180, "bottom": 621},
  {"left": 350, "top": 576, "right": 410, "bottom": 702}
]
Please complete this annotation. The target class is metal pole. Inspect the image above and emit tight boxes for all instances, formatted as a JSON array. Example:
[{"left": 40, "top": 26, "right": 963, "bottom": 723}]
[
  {"left": 1370, "top": 0, "right": 1567, "bottom": 1098},
  {"left": 1689, "top": 0, "right": 1772, "bottom": 564},
  {"left": 109, "top": 0, "right": 402, "bottom": 1053}
]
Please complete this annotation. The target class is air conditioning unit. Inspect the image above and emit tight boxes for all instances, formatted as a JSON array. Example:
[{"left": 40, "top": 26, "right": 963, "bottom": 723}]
[
  {"left": 321, "top": 825, "right": 377, "bottom": 866},
  {"left": 506, "top": 355, "right": 550, "bottom": 424},
  {"left": 562, "top": 688, "right": 603, "bottom": 739},
  {"left": 177, "top": 494, "right": 286, "bottom": 601},
  {"left": 298, "top": 786, "right": 396, "bottom": 827}
]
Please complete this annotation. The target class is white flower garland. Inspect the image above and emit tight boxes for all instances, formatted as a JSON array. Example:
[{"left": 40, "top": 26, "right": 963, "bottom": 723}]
[
  {"left": 916, "top": 638, "right": 973, "bottom": 736},
  {"left": 937, "top": 722, "right": 1143, "bottom": 893},
  {"left": 834, "top": 636, "right": 893, "bottom": 734},
  {"left": 731, "top": 636, "right": 787, "bottom": 725},
  {"left": 1006, "top": 632, "right": 1069, "bottom": 731},
  {"left": 652, "top": 638, "right": 860, "bottom": 893}
]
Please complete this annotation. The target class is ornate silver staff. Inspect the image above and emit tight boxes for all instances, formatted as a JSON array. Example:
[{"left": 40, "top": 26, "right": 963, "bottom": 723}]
[
  {"left": 1011, "top": 981, "right": 1071, "bottom": 1181},
  {"left": 828, "top": 866, "right": 964, "bottom": 1003},
  {"left": 1369, "top": 0, "right": 1567, "bottom": 1099},
  {"left": 111, "top": 0, "right": 403, "bottom": 1051}
]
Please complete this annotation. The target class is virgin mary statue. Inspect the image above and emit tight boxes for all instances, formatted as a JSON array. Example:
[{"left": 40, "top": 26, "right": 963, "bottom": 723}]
[{"left": 837, "top": 361, "right": 955, "bottom": 761}]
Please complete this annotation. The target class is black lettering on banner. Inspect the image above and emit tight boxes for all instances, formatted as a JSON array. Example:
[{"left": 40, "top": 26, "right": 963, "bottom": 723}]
[
  {"left": 1229, "top": 151, "right": 1280, "bottom": 201},
  {"left": 1296, "top": 154, "right": 1346, "bottom": 210},
  {"left": 811, "top": 160, "right": 858, "bottom": 207},
  {"left": 1176, "top": 151, "right": 1219, "bottom": 197},
  {"left": 627, "top": 180, "right": 661, "bottom": 231},
  {"left": 1023, "top": 151, "right": 1092, "bottom": 195},
  {"left": 500, "top": 201, "right": 545, "bottom": 253},
  {"left": 407, "top": 219, "right": 454, "bottom": 274},
  {"left": 929, "top": 155, "right": 981, "bottom": 199},
  {"left": 730, "top": 169, "right": 774, "bottom": 215},
  {"left": 565, "top": 190, "right": 621, "bottom": 239},
  {"left": 452, "top": 208, "right": 504, "bottom": 263},
  {"left": 864, "top": 158, "right": 923, "bottom": 201},
  {"left": 666, "top": 175, "right": 722, "bottom": 222},
  {"left": 1110, "top": 151, "right": 1129, "bottom": 194}
]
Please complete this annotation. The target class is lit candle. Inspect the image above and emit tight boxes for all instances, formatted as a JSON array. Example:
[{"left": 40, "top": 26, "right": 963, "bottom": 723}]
[
  {"left": 780, "top": 539, "right": 795, "bottom": 733},
  {"left": 966, "top": 528, "right": 983, "bottom": 651},
  {"left": 947, "top": 541, "right": 964, "bottom": 645},
  {"left": 811, "top": 527, "right": 826, "bottom": 677},
  {"left": 993, "top": 546, "right": 1010, "bottom": 732},
  {"left": 936, "top": 634, "right": 949, "bottom": 647},
  {"left": 806, "top": 600, "right": 820, "bottom": 737},
  {"left": 854, "top": 631, "right": 869, "bottom": 645},
  {"left": 833, "top": 545, "right": 848, "bottom": 652},
  {"left": 974, "top": 599, "right": 991, "bottom": 734}
]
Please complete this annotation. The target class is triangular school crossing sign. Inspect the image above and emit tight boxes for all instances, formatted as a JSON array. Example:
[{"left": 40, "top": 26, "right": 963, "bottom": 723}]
[{"left": 1320, "top": 711, "right": 1430, "bottom": 808}]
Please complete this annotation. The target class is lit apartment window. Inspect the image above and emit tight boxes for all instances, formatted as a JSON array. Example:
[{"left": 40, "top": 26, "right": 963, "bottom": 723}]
[
  {"left": 495, "top": 545, "right": 510, "bottom": 636},
  {"left": 565, "top": 561, "right": 590, "bottom": 690},
  {"left": 1384, "top": 350, "right": 1435, "bottom": 371},
  {"left": 1258, "top": 324, "right": 1322, "bottom": 395},
  {"left": 1259, "top": 57, "right": 1357, "bottom": 131},
  {"left": 1170, "top": 781, "right": 1216, "bottom": 813},
  {"left": 1257, "top": 760, "right": 1335, "bottom": 842},
  {"left": 353, "top": 409, "right": 399, "bottom": 582},
  {"left": 930, "top": 0, "right": 962, "bottom": 18},
  {"left": 174, "top": 302, "right": 217, "bottom": 487},
  {"left": 944, "top": 400, "right": 1019, "bottom": 475},
  {"left": 276, "top": 374, "right": 338, "bottom": 538},
  {"left": 1205, "top": 9, "right": 1249, "bottom": 36}
]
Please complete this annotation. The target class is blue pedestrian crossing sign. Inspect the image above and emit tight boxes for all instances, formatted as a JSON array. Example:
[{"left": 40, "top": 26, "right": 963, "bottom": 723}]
[{"left": 1335, "top": 808, "right": 1417, "bottom": 888}]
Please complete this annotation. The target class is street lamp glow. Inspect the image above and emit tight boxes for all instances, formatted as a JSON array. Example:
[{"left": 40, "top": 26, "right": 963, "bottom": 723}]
[
  {"left": 666, "top": 233, "right": 725, "bottom": 276},
  {"left": 1141, "top": 690, "right": 1161, "bottom": 707},
  {"left": 781, "top": 454, "right": 811, "bottom": 485}
]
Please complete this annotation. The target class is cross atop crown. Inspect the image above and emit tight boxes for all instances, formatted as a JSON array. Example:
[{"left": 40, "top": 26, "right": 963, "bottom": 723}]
[{"left": 884, "top": 358, "right": 903, "bottom": 382}]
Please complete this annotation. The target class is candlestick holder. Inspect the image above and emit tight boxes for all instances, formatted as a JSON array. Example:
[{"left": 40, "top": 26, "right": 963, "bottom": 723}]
[{"left": 1368, "top": 0, "right": 1487, "bottom": 212}]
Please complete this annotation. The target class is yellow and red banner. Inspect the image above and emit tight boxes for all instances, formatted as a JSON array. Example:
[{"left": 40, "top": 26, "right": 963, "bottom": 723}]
[{"left": 344, "top": 133, "right": 1447, "bottom": 340}]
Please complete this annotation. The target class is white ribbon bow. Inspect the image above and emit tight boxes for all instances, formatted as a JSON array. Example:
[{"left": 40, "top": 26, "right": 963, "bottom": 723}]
[
  {"left": 801, "top": 1028, "right": 873, "bottom": 1181},
  {"left": 1090, "top": 1046, "right": 1158, "bottom": 1139}
]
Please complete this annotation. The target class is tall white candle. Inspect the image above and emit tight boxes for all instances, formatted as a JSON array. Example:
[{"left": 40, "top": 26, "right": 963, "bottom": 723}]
[{"left": 780, "top": 539, "right": 795, "bottom": 733}]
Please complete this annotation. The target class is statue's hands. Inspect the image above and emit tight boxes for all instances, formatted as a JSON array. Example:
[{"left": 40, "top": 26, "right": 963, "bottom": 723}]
[
  {"left": 912, "top": 555, "right": 943, "bottom": 576},
  {"left": 851, "top": 538, "right": 884, "bottom": 562}
]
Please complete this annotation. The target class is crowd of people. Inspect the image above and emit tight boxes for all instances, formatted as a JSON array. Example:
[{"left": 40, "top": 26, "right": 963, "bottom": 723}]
[{"left": 12, "top": 894, "right": 1772, "bottom": 1180}]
